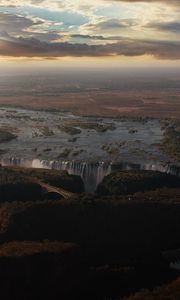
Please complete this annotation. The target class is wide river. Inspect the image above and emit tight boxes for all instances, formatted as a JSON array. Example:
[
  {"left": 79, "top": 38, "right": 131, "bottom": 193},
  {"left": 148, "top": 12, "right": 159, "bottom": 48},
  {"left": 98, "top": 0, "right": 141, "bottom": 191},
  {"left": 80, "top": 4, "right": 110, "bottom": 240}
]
[{"left": 0, "top": 106, "right": 179, "bottom": 191}]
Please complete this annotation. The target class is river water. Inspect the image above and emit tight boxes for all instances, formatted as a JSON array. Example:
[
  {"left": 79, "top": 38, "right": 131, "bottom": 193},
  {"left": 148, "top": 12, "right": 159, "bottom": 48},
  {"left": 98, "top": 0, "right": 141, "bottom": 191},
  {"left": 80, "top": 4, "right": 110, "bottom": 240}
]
[{"left": 0, "top": 106, "right": 179, "bottom": 192}]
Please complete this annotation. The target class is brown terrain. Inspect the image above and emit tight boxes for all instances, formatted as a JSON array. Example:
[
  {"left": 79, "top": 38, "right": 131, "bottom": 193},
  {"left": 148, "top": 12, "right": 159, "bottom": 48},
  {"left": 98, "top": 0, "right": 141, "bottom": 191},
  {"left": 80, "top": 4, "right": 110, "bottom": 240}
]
[{"left": 0, "top": 89, "right": 180, "bottom": 118}]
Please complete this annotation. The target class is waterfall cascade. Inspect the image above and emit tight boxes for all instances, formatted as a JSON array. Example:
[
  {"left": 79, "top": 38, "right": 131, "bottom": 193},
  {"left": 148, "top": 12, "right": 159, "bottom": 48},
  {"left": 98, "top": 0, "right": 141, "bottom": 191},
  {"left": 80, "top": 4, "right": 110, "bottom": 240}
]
[
  {"left": 1, "top": 157, "right": 180, "bottom": 192},
  {"left": 112, "top": 162, "right": 180, "bottom": 177},
  {"left": 39, "top": 160, "right": 112, "bottom": 193}
]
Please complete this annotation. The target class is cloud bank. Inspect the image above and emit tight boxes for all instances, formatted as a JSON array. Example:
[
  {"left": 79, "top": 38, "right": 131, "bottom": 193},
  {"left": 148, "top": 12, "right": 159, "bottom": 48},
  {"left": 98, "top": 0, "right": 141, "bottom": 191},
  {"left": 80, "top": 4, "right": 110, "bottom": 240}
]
[
  {"left": 0, "top": 0, "right": 180, "bottom": 60},
  {"left": 1, "top": 32, "right": 180, "bottom": 59}
]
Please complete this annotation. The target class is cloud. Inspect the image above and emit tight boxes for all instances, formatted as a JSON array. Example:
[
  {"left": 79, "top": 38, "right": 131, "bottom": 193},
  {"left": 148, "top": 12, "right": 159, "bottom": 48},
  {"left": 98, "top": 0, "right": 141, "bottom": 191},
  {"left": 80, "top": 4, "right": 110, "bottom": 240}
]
[
  {"left": 70, "top": 34, "right": 124, "bottom": 41},
  {"left": 80, "top": 18, "right": 139, "bottom": 38},
  {"left": 1, "top": 0, "right": 179, "bottom": 5},
  {"left": 0, "top": 32, "right": 180, "bottom": 60},
  {"left": 104, "top": 0, "right": 179, "bottom": 4},
  {"left": 0, "top": 12, "right": 43, "bottom": 35},
  {"left": 146, "top": 21, "right": 180, "bottom": 33},
  {"left": 0, "top": 1, "right": 179, "bottom": 61},
  {"left": 0, "top": 12, "right": 67, "bottom": 42},
  {"left": 83, "top": 19, "right": 135, "bottom": 32}
]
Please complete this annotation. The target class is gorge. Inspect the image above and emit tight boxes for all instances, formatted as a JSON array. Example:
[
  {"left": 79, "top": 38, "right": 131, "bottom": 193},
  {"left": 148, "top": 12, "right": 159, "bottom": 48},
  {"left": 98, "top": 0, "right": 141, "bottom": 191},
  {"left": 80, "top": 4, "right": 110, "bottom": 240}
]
[{"left": 1, "top": 158, "right": 180, "bottom": 192}]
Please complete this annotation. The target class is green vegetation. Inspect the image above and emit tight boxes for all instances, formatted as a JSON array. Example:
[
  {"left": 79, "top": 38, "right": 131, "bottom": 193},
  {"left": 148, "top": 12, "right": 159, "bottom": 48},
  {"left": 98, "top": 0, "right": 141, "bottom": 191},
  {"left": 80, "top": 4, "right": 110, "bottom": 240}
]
[
  {"left": 118, "top": 117, "right": 151, "bottom": 124},
  {"left": 43, "top": 148, "right": 52, "bottom": 152},
  {"left": 33, "top": 126, "right": 54, "bottom": 138},
  {"left": 72, "top": 149, "right": 84, "bottom": 157},
  {"left": 58, "top": 148, "right": 72, "bottom": 158},
  {"left": 59, "top": 120, "right": 116, "bottom": 134},
  {"left": 160, "top": 120, "right": 180, "bottom": 161},
  {"left": 101, "top": 141, "right": 126, "bottom": 155},
  {"left": 68, "top": 137, "right": 77, "bottom": 142},
  {"left": 58, "top": 125, "right": 81, "bottom": 135},
  {"left": 0, "top": 149, "right": 7, "bottom": 155},
  {"left": 0, "top": 129, "right": 17, "bottom": 143},
  {"left": 96, "top": 170, "right": 180, "bottom": 196},
  {"left": 77, "top": 121, "right": 116, "bottom": 132},
  {"left": 41, "top": 126, "right": 54, "bottom": 136},
  {"left": 129, "top": 129, "right": 138, "bottom": 134}
]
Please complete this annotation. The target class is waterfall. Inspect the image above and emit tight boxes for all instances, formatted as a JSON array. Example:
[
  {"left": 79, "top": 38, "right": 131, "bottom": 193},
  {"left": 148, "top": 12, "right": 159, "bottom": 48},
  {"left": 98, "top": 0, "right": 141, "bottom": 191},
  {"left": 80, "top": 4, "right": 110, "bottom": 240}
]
[
  {"left": 1, "top": 157, "right": 180, "bottom": 192},
  {"left": 112, "top": 162, "right": 180, "bottom": 177},
  {"left": 0, "top": 158, "right": 112, "bottom": 192},
  {"left": 40, "top": 160, "right": 112, "bottom": 192}
]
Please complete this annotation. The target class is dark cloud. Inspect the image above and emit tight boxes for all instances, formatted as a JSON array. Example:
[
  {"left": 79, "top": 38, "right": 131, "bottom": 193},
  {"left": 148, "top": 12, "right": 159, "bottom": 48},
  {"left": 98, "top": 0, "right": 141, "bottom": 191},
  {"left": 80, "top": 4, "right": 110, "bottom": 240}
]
[
  {"left": 70, "top": 34, "right": 124, "bottom": 41},
  {"left": 0, "top": 32, "right": 180, "bottom": 59},
  {"left": 70, "top": 34, "right": 108, "bottom": 40},
  {"left": 0, "top": 13, "right": 43, "bottom": 35},
  {"left": 0, "top": 12, "right": 65, "bottom": 42},
  {"left": 146, "top": 21, "right": 180, "bottom": 33}
]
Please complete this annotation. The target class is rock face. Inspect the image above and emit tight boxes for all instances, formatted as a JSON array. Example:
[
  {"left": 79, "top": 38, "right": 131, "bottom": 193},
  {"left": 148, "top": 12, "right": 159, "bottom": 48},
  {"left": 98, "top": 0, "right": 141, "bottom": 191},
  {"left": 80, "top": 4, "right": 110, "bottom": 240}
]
[{"left": 96, "top": 170, "right": 180, "bottom": 196}]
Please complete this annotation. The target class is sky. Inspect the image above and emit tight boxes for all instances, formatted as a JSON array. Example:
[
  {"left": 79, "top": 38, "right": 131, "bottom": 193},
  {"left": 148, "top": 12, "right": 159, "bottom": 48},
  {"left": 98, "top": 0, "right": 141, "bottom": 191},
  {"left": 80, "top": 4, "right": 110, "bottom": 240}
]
[{"left": 0, "top": 0, "right": 180, "bottom": 69}]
